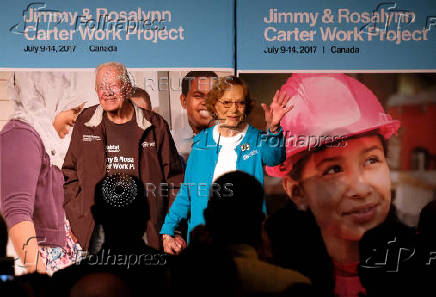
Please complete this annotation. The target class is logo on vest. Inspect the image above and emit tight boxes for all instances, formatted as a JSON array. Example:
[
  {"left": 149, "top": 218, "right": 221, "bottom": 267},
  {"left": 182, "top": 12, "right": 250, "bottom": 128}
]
[
  {"left": 106, "top": 145, "right": 120, "bottom": 153},
  {"left": 82, "top": 134, "right": 101, "bottom": 142},
  {"left": 142, "top": 141, "right": 156, "bottom": 148}
]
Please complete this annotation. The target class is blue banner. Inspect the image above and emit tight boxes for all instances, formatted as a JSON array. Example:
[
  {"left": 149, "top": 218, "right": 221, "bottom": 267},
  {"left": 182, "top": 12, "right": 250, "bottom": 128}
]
[
  {"left": 237, "top": 0, "right": 436, "bottom": 71},
  {"left": 0, "top": 0, "right": 235, "bottom": 69}
]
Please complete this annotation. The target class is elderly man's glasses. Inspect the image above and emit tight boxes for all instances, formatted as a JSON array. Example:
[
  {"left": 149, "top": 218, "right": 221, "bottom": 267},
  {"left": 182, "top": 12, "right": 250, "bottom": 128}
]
[{"left": 217, "top": 99, "right": 246, "bottom": 109}]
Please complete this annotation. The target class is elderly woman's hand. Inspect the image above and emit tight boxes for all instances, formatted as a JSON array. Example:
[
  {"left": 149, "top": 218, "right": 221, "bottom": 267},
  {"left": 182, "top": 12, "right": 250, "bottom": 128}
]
[
  {"left": 162, "top": 234, "right": 186, "bottom": 255},
  {"left": 261, "top": 90, "right": 293, "bottom": 133}
]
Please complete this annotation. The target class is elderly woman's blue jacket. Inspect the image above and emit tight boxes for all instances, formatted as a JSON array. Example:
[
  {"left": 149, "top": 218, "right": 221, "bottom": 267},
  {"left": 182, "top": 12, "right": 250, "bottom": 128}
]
[{"left": 160, "top": 124, "right": 285, "bottom": 241}]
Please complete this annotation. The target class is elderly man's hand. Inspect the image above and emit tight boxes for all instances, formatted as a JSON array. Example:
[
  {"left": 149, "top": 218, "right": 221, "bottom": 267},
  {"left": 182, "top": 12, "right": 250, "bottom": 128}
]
[{"left": 162, "top": 234, "right": 186, "bottom": 255}]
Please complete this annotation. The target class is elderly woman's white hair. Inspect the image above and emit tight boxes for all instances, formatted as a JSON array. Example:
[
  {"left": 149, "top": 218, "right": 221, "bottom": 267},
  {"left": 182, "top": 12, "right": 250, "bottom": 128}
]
[{"left": 8, "top": 72, "right": 85, "bottom": 169}]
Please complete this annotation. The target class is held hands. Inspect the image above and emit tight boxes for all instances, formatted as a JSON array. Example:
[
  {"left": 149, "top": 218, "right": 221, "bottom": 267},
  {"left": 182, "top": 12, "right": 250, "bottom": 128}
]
[
  {"left": 261, "top": 90, "right": 293, "bottom": 133},
  {"left": 162, "top": 234, "right": 187, "bottom": 255}
]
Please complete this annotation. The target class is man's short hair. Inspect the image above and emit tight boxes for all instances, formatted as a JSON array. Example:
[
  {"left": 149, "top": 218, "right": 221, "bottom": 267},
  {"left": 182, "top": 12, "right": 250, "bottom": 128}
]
[
  {"left": 95, "top": 62, "right": 132, "bottom": 90},
  {"left": 132, "top": 87, "right": 150, "bottom": 101},
  {"left": 131, "top": 87, "right": 152, "bottom": 109},
  {"left": 181, "top": 71, "right": 218, "bottom": 96}
]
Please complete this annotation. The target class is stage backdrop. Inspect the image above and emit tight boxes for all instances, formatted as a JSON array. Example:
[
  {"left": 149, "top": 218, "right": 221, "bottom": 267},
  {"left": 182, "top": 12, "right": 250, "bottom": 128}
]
[
  {"left": 0, "top": 0, "right": 235, "bottom": 70},
  {"left": 236, "top": 0, "right": 436, "bottom": 72}
]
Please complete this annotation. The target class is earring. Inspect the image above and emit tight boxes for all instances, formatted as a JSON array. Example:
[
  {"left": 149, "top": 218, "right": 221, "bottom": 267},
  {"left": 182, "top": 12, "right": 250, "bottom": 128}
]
[{"left": 297, "top": 204, "right": 307, "bottom": 211}]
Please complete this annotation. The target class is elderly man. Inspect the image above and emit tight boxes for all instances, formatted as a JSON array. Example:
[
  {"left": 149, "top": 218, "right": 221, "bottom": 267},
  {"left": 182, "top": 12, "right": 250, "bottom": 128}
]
[
  {"left": 171, "top": 71, "right": 217, "bottom": 160},
  {"left": 63, "top": 62, "right": 184, "bottom": 251}
]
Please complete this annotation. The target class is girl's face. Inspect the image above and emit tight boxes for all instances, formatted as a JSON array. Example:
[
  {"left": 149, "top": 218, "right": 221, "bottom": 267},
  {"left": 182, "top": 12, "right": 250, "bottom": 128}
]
[
  {"left": 285, "top": 135, "right": 391, "bottom": 241},
  {"left": 53, "top": 103, "right": 85, "bottom": 138}
]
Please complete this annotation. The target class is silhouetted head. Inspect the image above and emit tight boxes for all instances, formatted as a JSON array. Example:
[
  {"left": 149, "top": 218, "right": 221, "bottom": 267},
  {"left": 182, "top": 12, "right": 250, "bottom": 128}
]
[
  {"left": 170, "top": 245, "right": 238, "bottom": 297},
  {"left": 204, "top": 171, "right": 265, "bottom": 245},
  {"left": 93, "top": 174, "right": 149, "bottom": 241},
  {"left": 70, "top": 272, "right": 132, "bottom": 297},
  {"left": 418, "top": 200, "right": 436, "bottom": 239},
  {"left": 0, "top": 214, "right": 7, "bottom": 257}
]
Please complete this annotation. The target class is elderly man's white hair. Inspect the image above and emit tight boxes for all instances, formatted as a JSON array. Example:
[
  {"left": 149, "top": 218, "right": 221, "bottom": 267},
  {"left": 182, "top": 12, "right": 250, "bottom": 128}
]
[{"left": 94, "top": 62, "right": 131, "bottom": 90}]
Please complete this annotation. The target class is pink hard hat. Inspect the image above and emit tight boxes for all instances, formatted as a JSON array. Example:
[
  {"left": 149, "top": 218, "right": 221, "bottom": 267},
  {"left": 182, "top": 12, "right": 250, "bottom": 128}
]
[{"left": 266, "top": 73, "right": 400, "bottom": 177}]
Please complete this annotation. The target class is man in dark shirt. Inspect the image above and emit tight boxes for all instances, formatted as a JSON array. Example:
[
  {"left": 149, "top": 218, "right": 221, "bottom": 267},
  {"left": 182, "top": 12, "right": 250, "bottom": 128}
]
[{"left": 63, "top": 62, "right": 184, "bottom": 252}]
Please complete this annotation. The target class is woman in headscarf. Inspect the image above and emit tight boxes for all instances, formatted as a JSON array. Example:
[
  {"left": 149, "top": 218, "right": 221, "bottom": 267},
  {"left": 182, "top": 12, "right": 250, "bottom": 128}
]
[{"left": 0, "top": 72, "right": 85, "bottom": 274}]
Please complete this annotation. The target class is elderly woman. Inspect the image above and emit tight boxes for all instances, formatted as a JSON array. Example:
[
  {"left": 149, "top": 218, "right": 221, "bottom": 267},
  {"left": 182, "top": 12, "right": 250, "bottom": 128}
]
[
  {"left": 160, "top": 76, "right": 293, "bottom": 254},
  {"left": 265, "top": 73, "right": 431, "bottom": 297},
  {"left": 0, "top": 72, "right": 84, "bottom": 274}
]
